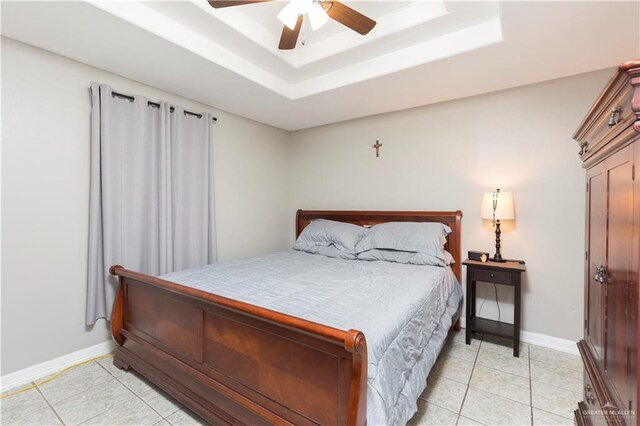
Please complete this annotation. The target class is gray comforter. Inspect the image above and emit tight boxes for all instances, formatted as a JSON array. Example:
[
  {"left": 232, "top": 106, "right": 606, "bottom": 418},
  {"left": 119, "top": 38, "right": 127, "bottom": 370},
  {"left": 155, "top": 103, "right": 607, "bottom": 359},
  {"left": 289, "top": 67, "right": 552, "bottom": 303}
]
[{"left": 162, "top": 250, "right": 462, "bottom": 426}]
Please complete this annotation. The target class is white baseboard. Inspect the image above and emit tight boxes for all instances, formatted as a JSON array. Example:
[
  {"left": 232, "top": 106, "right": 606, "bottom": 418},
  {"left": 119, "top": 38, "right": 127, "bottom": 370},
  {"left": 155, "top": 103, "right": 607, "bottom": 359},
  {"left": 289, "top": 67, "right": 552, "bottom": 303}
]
[
  {"left": 519, "top": 329, "right": 580, "bottom": 355},
  {"left": 0, "top": 340, "right": 116, "bottom": 393},
  {"left": 459, "top": 317, "right": 579, "bottom": 355}
]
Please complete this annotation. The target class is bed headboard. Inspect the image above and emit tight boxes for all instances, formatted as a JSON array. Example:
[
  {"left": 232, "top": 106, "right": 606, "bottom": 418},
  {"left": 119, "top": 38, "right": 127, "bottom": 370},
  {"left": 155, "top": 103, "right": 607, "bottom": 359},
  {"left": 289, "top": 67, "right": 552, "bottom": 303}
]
[{"left": 296, "top": 210, "right": 463, "bottom": 281}]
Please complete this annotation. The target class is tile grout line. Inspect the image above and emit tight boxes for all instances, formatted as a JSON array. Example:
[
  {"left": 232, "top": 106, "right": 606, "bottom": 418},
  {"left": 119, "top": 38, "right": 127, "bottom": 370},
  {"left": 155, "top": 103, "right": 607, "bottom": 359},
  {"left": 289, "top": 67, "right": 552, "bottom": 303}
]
[
  {"left": 58, "top": 361, "right": 126, "bottom": 425},
  {"left": 78, "top": 409, "right": 115, "bottom": 425},
  {"left": 527, "top": 351, "right": 577, "bottom": 423},
  {"left": 465, "top": 381, "right": 533, "bottom": 408},
  {"left": 416, "top": 384, "right": 461, "bottom": 420},
  {"left": 34, "top": 381, "right": 66, "bottom": 425},
  {"left": 418, "top": 333, "right": 470, "bottom": 421},
  {"left": 419, "top": 332, "right": 478, "bottom": 424},
  {"left": 417, "top": 387, "right": 459, "bottom": 410},
  {"left": 475, "top": 363, "right": 529, "bottom": 380},
  {"left": 456, "top": 332, "right": 483, "bottom": 425},
  {"left": 464, "top": 335, "right": 537, "bottom": 425},
  {"left": 529, "top": 347, "right": 580, "bottom": 422},
  {"left": 96, "top": 359, "right": 182, "bottom": 421},
  {"left": 534, "top": 407, "right": 575, "bottom": 422},
  {"left": 36, "top": 361, "right": 116, "bottom": 407},
  {"left": 421, "top": 334, "right": 579, "bottom": 425},
  {"left": 95, "top": 359, "right": 167, "bottom": 419},
  {"left": 530, "top": 356, "right": 582, "bottom": 419},
  {"left": 523, "top": 345, "right": 583, "bottom": 422}
]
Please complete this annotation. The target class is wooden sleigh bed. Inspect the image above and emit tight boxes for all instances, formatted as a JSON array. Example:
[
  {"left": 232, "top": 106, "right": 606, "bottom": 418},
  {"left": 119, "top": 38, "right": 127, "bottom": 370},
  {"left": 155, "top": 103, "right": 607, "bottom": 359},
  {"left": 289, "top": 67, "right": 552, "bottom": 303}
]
[{"left": 109, "top": 210, "right": 463, "bottom": 425}]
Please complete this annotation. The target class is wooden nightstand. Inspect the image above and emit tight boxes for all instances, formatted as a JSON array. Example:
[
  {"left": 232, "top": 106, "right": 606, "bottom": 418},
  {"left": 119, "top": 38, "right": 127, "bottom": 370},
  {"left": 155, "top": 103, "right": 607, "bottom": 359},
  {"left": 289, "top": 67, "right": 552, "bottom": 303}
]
[{"left": 463, "top": 258, "right": 526, "bottom": 357}]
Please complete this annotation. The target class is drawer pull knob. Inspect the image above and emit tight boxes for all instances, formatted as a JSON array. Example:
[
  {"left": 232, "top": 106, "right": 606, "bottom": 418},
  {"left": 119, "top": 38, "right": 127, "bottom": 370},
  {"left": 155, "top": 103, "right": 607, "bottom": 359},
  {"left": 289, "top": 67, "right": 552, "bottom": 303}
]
[
  {"left": 593, "top": 265, "right": 607, "bottom": 284},
  {"left": 490, "top": 273, "right": 495, "bottom": 278},
  {"left": 578, "top": 141, "right": 588, "bottom": 156},
  {"left": 585, "top": 384, "right": 592, "bottom": 392},
  {"left": 587, "top": 394, "right": 596, "bottom": 405},
  {"left": 608, "top": 106, "right": 622, "bottom": 127}
]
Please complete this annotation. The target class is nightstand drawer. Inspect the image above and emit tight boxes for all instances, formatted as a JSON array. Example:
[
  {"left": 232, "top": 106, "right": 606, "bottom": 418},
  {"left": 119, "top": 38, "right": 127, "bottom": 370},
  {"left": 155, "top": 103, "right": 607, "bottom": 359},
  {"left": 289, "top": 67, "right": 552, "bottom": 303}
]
[{"left": 473, "top": 268, "right": 512, "bottom": 284}]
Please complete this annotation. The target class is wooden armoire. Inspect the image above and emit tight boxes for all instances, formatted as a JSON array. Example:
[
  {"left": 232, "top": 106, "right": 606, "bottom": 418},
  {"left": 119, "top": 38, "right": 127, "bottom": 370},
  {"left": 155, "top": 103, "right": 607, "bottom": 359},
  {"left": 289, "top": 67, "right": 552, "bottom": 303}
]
[{"left": 573, "top": 60, "right": 640, "bottom": 426}]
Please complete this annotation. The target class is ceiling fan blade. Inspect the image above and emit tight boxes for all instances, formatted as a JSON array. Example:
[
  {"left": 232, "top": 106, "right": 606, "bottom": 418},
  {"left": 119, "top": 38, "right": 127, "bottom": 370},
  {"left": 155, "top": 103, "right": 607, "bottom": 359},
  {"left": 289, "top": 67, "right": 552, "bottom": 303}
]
[
  {"left": 326, "top": 1, "right": 376, "bottom": 35},
  {"left": 278, "top": 15, "right": 303, "bottom": 50},
  {"left": 207, "top": 0, "right": 273, "bottom": 8}
]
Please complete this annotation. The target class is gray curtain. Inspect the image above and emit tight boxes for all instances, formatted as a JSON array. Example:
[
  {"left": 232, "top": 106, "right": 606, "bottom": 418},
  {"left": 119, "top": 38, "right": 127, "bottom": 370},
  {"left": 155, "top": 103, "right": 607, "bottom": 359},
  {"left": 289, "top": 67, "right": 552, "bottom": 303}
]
[{"left": 87, "top": 83, "right": 217, "bottom": 325}]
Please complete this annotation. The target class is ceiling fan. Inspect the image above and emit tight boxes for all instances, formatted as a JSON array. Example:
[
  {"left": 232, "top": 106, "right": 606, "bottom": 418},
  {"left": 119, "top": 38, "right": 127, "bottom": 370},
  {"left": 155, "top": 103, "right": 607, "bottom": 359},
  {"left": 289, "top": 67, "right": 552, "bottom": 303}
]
[{"left": 207, "top": 0, "right": 376, "bottom": 50}]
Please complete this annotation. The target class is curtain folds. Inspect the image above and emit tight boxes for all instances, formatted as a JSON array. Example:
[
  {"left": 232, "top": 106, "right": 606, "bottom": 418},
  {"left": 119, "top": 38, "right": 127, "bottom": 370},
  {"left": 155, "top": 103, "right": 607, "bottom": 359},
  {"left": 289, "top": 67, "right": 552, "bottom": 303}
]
[{"left": 87, "top": 83, "right": 217, "bottom": 325}]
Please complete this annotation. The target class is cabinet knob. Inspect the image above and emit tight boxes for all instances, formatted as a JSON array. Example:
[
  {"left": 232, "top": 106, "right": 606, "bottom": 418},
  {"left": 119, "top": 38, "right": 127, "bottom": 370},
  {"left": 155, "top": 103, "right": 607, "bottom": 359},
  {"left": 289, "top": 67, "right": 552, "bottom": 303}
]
[
  {"left": 578, "top": 141, "right": 588, "bottom": 156},
  {"left": 490, "top": 273, "right": 495, "bottom": 278},
  {"left": 593, "top": 265, "right": 607, "bottom": 284},
  {"left": 608, "top": 106, "right": 622, "bottom": 127}
]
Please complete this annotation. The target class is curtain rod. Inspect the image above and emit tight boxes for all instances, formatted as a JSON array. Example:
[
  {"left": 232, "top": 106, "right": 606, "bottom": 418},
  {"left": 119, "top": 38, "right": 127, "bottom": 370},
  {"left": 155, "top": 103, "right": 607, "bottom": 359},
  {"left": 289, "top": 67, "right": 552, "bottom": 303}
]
[{"left": 111, "top": 90, "right": 218, "bottom": 122}]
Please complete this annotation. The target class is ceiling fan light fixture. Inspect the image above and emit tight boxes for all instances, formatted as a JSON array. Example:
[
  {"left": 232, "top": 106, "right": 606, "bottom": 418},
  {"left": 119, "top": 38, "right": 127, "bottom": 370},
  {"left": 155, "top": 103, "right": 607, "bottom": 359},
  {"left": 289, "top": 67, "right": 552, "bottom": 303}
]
[
  {"left": 277, "top": 2, "right": 300, "bottom": 30},
  {"left": 308, "top": 1, "right": 329, "bottom": 30},
  {"left": 293, "top": 0, "right": 313, "bottom": 15}
]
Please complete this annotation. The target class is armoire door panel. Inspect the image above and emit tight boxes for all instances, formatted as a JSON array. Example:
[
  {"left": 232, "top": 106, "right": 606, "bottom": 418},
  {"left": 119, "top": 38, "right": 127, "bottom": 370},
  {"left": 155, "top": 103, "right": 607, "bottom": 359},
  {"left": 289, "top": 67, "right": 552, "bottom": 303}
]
[
  {"left": 604, "top": 145, "right": 635, "bottom": 407},
  {"left": 586, "top": 164, "right": 607, "bottom": 362},
  {"left": 632, "top": 141, "right": 639, "bottom": 418}
]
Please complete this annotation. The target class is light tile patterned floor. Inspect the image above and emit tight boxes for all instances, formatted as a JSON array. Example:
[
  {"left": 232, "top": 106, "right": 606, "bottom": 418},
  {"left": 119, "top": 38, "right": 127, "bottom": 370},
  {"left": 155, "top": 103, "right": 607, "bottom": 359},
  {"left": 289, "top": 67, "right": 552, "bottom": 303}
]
[
  {"left": 410, "top": 332, "right": 582, "bottom": 426},
  {"left": 1, "top": 358, "right": 203, "bottom": 426},
  {"left": 1, "top": 331, "right": 582, "bottom": 426}
]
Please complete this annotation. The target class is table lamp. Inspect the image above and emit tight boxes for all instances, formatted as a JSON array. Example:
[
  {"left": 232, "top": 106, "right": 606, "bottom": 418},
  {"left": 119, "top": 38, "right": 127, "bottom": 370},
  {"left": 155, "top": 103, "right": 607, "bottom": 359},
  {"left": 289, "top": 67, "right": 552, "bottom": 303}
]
[{"left": 481, "top": 188, "right": 515, "bottom": 262}]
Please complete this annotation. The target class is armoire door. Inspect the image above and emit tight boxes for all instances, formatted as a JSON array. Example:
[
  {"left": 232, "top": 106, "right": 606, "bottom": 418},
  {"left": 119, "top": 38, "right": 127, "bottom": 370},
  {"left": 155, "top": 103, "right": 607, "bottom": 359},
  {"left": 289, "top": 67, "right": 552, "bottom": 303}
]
[
  {"left": 604, "top": 144, "right": 635, "bottom": 413},
  {"left": 586, "top": 162, "right": 607, "bottom": 362}
]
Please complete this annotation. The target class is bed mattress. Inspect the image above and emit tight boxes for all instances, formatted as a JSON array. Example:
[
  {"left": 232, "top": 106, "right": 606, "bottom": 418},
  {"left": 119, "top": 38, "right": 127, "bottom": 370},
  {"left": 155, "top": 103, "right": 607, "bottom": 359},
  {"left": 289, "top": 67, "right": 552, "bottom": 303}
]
[{"left": 162, "top": 250, "right": 462, "bottom": 426}]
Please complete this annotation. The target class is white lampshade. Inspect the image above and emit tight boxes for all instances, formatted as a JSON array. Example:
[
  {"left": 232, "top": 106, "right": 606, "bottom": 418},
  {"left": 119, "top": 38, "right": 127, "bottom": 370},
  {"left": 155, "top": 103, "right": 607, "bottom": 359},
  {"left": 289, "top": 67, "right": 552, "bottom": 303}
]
[
  {"left": 308, "top": 2, "right": 329, "bottom": 30},
  {"left": 481, "top": 190, "right": 515, "bottom": 221}
]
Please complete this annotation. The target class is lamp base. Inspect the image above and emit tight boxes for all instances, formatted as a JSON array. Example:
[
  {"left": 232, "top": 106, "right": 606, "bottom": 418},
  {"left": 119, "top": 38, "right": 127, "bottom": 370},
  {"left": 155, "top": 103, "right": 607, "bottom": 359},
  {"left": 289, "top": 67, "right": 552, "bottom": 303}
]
[{"left": 491, "top": 220, "right": 507, "bottom": 263}]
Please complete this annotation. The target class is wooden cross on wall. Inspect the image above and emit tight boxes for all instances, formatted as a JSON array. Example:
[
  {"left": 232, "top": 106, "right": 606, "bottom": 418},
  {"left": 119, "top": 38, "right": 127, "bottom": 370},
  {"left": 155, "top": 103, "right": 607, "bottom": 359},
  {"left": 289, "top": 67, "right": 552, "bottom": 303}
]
[{"left": 372, "top": 140, "right": 383, "bottom": 157}]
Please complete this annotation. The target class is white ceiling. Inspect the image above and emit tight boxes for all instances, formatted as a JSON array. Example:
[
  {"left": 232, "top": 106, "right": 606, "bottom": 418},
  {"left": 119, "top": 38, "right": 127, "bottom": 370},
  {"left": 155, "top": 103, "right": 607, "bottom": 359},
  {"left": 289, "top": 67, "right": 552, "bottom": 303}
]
[{"left": 2, "top": 1, "right": 639, "bottom": 131}]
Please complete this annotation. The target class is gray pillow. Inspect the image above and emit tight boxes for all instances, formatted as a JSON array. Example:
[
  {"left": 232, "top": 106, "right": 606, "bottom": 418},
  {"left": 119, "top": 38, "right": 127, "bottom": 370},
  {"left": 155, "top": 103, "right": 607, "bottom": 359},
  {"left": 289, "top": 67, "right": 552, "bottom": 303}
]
[
  {"left": 355, "top": 222, "right": 451, "bottom": 261},
  {"left": 293, "top": 219, "right": 367, "bottom": 255},
  {"left": 356, "top": 249, "right": 443, "bottom": 265},
  {"left": 357, "top": 249, "right": 454, "bottom": 266},
  {"left": 444, "top": 250, "right": 455, "bottom": 265},
  {"left": 296, "top": 244, "right": 357, "bottom": 260}
]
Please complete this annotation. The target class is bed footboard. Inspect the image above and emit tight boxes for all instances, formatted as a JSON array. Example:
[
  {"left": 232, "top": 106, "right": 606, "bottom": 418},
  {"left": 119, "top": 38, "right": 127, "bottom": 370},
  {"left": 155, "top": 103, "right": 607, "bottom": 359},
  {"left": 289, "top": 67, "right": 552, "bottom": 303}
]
[{"left": 109, "top": 265, "right": 367, "bottom": 426}]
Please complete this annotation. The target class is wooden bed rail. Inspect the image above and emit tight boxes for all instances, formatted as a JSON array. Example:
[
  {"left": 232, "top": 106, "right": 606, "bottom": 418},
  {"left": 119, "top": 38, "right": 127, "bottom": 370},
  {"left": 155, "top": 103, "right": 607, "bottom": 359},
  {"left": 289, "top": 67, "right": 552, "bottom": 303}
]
[
  {"left": 110, "top": 266, "right": 368, "bottom": 425},
  {"left": 109, "top": 265, "right": 363, "bottom": 348}
]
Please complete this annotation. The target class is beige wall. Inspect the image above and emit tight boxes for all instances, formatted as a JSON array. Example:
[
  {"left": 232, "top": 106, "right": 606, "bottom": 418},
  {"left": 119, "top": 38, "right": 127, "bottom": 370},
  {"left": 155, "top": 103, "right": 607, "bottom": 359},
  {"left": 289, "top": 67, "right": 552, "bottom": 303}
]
[
  {"left": 288, "top": 69, "right": 611, "bottom": 341},
  {"left": 1, "top": 38, "right": 291, "bottom": 375},
  {"left": 1, "top": 35, "right": 612, "bottom": 376}
]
